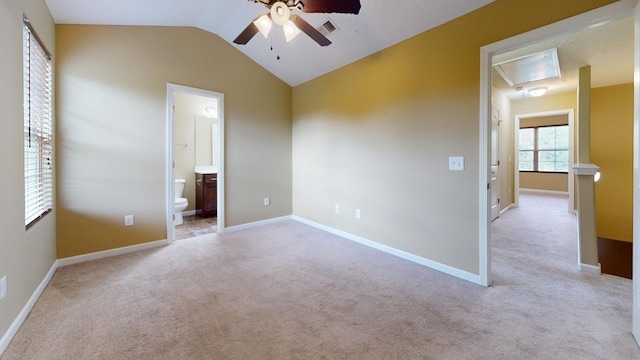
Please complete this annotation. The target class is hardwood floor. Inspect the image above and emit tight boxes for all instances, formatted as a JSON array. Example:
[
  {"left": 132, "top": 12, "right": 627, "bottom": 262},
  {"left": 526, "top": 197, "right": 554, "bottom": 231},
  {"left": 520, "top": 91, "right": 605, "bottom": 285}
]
[{"left": 598, "top": 237, "right": 632, "bottom": 279}]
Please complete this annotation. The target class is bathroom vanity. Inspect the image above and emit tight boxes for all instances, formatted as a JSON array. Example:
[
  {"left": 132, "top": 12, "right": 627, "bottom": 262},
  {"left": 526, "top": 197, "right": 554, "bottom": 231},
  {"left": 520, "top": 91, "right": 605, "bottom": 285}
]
[{"left": 195, "top": 172, "right": 217, "bottom": 217}]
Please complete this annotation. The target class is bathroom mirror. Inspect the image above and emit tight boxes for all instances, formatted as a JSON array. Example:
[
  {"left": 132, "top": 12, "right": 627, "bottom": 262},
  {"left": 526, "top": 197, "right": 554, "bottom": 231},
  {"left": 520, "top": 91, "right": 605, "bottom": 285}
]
[{"left": 194, "top": 115, "right": 219, "bottom": 170}]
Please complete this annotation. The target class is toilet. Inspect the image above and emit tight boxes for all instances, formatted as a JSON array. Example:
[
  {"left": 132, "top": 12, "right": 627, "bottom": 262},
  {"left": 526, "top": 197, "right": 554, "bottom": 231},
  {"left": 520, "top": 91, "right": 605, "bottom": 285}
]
[{"left": 174, "top": 179, "right": 188, "bottom": 225}]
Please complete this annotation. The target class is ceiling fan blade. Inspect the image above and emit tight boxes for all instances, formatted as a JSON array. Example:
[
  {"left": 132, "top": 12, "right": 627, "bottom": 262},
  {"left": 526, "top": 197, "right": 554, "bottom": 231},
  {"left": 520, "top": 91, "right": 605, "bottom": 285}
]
[
  {"left": 300, "top": 0, "right": 361, "bottom": 14},
  {"left": 233, "top": 16, "right": 262, "bottom": 45},
  {"left": 290, "top": 14, "right": 331, "bottom": 46}
]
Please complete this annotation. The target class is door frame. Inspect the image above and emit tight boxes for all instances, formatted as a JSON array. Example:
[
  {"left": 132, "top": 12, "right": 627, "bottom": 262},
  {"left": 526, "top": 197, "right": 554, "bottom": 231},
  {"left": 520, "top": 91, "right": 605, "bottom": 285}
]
[
  {"left": 513, "top": 109, "right": 575, "bottom": 213},
  {"left": 478, "top": 0, "right": 637, "bottom": 286},
  {"left": 166, "top": 83, "right": 225, "bottom": 243}
]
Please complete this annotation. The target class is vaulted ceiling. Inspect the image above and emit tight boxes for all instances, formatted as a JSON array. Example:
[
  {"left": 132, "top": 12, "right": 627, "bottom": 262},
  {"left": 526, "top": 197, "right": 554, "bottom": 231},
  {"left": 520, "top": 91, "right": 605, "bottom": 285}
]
[
  {"left": 43, "top": 1, "right": 633, "bottom": 93},
  {"left": 44, "top": 0, "right": 495, "bottom": 86}
]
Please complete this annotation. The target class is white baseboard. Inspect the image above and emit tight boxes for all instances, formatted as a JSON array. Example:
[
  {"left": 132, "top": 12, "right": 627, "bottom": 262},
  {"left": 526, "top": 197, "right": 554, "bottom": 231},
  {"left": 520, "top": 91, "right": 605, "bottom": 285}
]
[
  {"left": 0, "top": 261, "right": 58, "bottom": 356},
  {"left": 520, "top": 188, "right": 569, "bottom": 196},
  {"left": 499, "top": 203, "right": 514, "bottom": 215},
  {"left": 57, "top": 239, "right": 168, "bottom": 267},
  {"left": 183, "top": 210, "right": 197, "bottom": 216},
  {"left": 292, "top": 216, "right": 482, "bottom": 285},
  {"left": 223, "top": 215, "right": 292, "bottom": 233},
  {"left": 578, "top": 262, "right": 602, "bottom": 275}
]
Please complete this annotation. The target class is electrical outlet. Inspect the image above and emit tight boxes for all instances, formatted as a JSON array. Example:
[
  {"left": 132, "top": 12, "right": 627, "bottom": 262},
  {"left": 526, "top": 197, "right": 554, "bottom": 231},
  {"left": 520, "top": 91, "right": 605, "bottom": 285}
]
[
  {"left": 335, "top": 204, "right": 340, "bottom": 214},
  {"left": 0, "top": 276, "right": 6, "bottom": 300},
  {"left": 124, "top": 215, "right": 134, "bottom": 226},
  {"left": 355, "top": 209, "right": 361, "bottom": 219},
  {"left": 264, "top": 197, "right": 270, "bottom": 206}
]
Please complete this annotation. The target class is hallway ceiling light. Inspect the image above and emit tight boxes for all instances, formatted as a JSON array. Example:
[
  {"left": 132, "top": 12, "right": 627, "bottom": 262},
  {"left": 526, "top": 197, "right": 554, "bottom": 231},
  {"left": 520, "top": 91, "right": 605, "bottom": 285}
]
[
  {"left": 528, "top": 87, "right": 548, "bottom": 97},
  {"left": 494, "top": 48, "right": 561, "bottom": 86}
]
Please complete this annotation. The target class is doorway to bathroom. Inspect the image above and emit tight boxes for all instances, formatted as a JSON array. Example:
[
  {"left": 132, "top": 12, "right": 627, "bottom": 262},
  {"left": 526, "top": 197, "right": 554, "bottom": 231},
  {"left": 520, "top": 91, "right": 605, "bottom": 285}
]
[{"left": 166, "top": 83, "right": 225, "bottom": 243}]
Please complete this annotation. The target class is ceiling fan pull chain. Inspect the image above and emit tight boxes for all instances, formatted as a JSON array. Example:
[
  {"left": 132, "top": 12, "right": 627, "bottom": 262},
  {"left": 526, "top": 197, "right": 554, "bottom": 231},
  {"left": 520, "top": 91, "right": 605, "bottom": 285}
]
[{"left": 276, "top": 26, "right": 281, "bottom": 60}]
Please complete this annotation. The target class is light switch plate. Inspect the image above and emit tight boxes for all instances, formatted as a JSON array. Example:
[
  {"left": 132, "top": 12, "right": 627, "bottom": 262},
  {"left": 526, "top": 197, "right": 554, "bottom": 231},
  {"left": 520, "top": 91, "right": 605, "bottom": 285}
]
[
  {"left": 124, "top": 215, "right": 134, "bottom": 226},
  {"left": 449, "top": 156, "right": 464, "bottom": 171},
  {"left": 0, "top": 276, "right": 6, "bottom": 300}
]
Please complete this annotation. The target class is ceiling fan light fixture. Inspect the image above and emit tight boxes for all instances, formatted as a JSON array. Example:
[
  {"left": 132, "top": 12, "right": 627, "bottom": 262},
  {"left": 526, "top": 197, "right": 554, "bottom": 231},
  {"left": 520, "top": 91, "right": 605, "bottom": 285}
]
[
  {"left": 283, "top": 20, "right": 301, "bottom": 42},
  {"left": 529, "top": 87, "right": 547, "bottom": 97},
  {"left": 253, "top": 14, "right": 272, "bottom": 38},
  {"left": 270, "top": 2, "right": 290, "bottom": 26}
]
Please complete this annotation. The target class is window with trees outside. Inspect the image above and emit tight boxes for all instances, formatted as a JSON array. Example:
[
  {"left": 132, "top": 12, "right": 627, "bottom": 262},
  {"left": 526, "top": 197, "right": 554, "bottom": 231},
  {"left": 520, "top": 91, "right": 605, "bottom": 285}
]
[{"left": 519, "top": 125, "right": 569, "bottom": 173}]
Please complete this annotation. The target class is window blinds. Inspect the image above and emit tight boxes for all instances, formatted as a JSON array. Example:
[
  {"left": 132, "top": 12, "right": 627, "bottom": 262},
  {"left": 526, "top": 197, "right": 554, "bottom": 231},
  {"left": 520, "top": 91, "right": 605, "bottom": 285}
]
[{"left": 23, "top": 18, "right": 53, "bottom": 229}]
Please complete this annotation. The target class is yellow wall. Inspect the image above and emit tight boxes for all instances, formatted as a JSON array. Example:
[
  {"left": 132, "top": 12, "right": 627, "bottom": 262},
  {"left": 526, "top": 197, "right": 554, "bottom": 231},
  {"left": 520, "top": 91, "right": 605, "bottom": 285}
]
[
  {"left": 0, "top": 0, "right": 57, "bottom": 345},
  {"left": 592, "top": 83, "right": 634, "bottom": 242},
  {"left": 292, "top": 0, "right": 616, "bottom": 275},
  {"left": 56, "top": 25, "right": 293, "bottom": 258}
]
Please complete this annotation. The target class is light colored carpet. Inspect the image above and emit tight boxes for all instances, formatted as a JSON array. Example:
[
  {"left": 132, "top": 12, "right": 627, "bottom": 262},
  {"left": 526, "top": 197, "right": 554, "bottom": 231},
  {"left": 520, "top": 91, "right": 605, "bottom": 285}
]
[{"left": 2, "top": 192, "right": 639, "bottom": 359}]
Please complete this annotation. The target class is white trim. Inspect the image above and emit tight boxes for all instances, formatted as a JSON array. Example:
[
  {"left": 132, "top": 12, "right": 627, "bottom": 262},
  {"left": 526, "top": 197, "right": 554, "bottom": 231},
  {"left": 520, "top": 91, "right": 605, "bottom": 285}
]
[
  {"left": 293, "top": 216, "right": 482, "bottom": 285},
  {"left": 519, "top": 188, "right": 569, "bottom": 196},
  {"left": 166, "top": 85, "right": 175, "bottom": 244},
  {"left": 479, "top": 41, "right": 492, "bottom": 287},
  {"left": 0, "top": 262, "right": 57, "bottom": 356},
  {"left": 499, "top": 203, "right": 514, "bottom": 215},
  {"left": 479, "top": 0, "right": 638, "bottom": 291},
  {"left": 56, "top": 239, "right": 168, "bottom": 267},
  {"left": 166, "top": 83, "right": 226, "bottom": 242},
  {"left": 573, "top": 163, "right": 600, "bottom": 176},
  {"left": 633, "top": 0, "right": 640, "bottom": 345},
  {"left": 182, "top": 210, "right": 197, "bottom": 216},
  {"left": 223, "top": 215, "right": 292, "bottom": 233},
  {"left": 578, "top": 262, "right": 602, "bottom": 275}
]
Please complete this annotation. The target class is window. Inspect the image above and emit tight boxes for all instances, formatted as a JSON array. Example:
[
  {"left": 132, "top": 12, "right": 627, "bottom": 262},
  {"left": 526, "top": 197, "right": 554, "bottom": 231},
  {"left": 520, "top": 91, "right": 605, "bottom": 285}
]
[
  {"left": 519, "top": 125, "right": 568, "bottom": 173},
  {"left": 23, "top": 18, "right": 53, "bottom": 229}
]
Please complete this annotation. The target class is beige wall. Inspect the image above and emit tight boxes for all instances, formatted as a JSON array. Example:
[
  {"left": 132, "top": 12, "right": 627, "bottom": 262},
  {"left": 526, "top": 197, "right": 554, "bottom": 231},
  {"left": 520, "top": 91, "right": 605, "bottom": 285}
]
[
  {"left": 520, "top": 173, "right": 568, "bottom": 192},
  {"left": 592, "top": 83, "right": 633, "bottom": 242},
  {"left": 292, "top": 0, "right": 616, "bottom": 275},
  {"left": 0, "top": 0, "right": 57, "bottom": 345},
  {"left": 56, "top": 25, "right": 292, "bottom": 258},
  {"left": 512, "top": 92, "right": 577, "bottom": 116}
]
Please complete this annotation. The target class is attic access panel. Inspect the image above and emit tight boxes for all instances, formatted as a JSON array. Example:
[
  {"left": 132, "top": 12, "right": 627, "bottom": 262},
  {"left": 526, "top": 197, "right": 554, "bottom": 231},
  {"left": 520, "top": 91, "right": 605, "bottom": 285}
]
[{"left": 493, "top": 48, "right": 561, "bottom": 86}]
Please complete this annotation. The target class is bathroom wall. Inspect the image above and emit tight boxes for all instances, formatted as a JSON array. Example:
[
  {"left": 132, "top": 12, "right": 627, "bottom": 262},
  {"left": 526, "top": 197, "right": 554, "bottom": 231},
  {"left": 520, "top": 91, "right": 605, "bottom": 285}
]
[
  {"left": 174, "top": 92, "right": 219, "bottom": 212},
  {"left": 0, "top": 0, "right": 57, "bottom": 348}
]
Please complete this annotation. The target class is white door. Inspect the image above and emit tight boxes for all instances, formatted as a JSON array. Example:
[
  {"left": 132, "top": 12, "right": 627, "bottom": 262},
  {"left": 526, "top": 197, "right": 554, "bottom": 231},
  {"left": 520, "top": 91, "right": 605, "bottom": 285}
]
[
  {"left": 632, "top": 0, "right": 640, "bottom": 347},
  {"left": 490, "top": 107, "right": 500, "bottom": 221}
]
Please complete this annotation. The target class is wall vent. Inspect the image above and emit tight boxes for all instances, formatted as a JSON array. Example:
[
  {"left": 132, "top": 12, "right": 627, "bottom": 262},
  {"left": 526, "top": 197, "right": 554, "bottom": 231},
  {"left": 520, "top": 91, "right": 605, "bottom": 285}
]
[{"left": 317, "top": 19, "right": 339, "bottom": 37}]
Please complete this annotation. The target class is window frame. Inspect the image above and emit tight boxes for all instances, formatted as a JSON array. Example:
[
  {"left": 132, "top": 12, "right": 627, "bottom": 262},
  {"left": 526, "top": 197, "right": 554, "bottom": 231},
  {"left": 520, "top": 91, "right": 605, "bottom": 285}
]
[
  {"left": 518, "top": 124, "right": 569, "bottom": 174},
  {"left": 23, "top": 16, "right": 53, "bottom": 230}
]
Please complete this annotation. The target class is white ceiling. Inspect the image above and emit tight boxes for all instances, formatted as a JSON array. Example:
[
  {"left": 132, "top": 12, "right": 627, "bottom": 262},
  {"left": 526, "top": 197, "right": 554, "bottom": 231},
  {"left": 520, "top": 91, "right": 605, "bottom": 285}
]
[
  {"left": 493, "top": 16, "right": 634, "bottom": 100},
  {"left": 44, "top": 0, "right": 495, "bottom": 86}
]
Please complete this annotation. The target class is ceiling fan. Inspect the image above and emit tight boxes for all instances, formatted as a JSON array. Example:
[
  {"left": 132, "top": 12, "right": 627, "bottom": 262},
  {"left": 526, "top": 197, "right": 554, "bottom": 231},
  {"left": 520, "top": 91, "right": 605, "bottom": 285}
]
[{"left": 233, "top": 0, "right": 361, "bottom": 47}]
